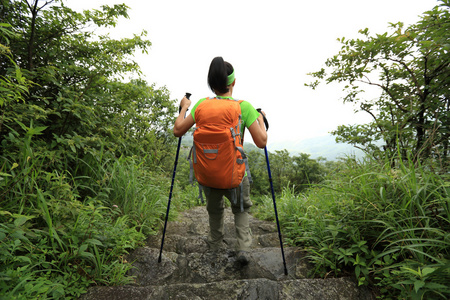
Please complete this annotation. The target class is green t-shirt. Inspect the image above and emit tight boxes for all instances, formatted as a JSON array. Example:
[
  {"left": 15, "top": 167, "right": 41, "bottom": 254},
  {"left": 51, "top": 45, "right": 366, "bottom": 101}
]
[{"left": 190, "top": 97, "right": 260, "bottom": 133}]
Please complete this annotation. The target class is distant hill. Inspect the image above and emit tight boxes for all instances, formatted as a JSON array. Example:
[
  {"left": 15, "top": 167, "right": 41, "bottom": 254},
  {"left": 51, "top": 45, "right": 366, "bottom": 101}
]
[
  {"left": 267, "top": 135, "right": 365, "bottom": 161},
  {"left": 181, "top": 134, "right": 364, "bottom": 161}
]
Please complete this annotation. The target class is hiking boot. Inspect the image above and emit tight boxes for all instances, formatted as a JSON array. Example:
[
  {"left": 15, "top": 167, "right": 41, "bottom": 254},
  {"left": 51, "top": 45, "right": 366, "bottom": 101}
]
[
  {"left": 236, "top": 251, "right": 250, "bottom": 266},
  {"left": 206, "top": 238, "right": 227, "bottom": 251}
]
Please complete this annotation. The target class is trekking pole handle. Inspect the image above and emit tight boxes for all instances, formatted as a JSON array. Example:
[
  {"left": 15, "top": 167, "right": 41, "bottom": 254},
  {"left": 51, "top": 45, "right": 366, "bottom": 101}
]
[
  {"left": 256, "top": 108, "right": 269, "bottom": 131},
  {"left": 179, "top": 93, "right": 192, "bottom": 113}
]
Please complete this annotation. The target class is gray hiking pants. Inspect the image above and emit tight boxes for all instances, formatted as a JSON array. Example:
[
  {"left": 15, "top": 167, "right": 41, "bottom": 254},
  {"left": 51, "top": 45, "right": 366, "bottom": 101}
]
[{"left": 204, "top": 176, "right": 252, "bottom": 251}]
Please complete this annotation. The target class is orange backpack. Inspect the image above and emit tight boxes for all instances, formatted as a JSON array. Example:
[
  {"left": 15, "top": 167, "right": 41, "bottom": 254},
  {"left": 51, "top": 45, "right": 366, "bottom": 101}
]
[{"left": 190, "top": 97, "right": 251, "bottom": 209}]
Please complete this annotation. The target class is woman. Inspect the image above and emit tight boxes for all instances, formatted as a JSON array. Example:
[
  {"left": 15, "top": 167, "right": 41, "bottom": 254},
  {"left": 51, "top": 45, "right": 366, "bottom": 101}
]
[{"left": 173, "top": 57, "right": 267, "bottom": 265}]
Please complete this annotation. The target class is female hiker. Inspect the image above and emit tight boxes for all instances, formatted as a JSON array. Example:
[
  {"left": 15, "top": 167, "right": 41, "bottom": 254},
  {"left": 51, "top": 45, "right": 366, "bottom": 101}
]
[{"left": 173, "top": 56, "right": 267, "bottom": 265}]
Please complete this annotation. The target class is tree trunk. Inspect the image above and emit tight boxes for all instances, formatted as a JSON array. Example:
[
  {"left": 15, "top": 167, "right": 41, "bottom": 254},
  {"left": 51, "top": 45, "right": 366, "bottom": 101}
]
[{"left": 27, "top": 0, "right": 39, "bottom": 70}]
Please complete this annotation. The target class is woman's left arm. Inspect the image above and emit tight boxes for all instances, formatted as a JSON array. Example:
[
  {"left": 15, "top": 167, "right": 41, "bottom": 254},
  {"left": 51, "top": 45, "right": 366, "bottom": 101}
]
[{"left": 248, "top": 112, "right": 267, "bottom": 148}]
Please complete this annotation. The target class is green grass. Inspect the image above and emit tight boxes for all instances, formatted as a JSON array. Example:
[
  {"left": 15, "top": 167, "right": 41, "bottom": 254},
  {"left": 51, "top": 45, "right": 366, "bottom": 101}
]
[
  {"left": 2, "top": 128, "right": 448, "bottom": 299},
  {"left": 0, "top": 140, "right": 196, "bottom": 298},
  {"left": 253, "top": 155, "right": 450, "bottom": 299}
]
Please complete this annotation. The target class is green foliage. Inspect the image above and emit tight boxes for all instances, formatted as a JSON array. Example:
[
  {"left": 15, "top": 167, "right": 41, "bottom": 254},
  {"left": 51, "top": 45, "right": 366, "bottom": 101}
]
[
  {"left": 86, "top": 155, "right": 177, "bottom": 235},
  {"left": 0, "top": 200, "right": 144, "bottom": 299},
  {"left": 258, "top": 154, "right": 450, "bottom": 299},
  {"left": 249, "top": 149, "right": 331, "bottom": 195},
  {"left": 307, "top": 1, "right": 450, "bottom": 170},
  {"left": 302, "top": 4, "right": 450, "bottom": 296},
  {"left": 246, "top": 149, "right": 270, "bottom": 196},
  {"left": 1, "top": 0, "right": 177, "bottom": 168},
  {"left": 0, "top": 128, "right": 147, "bottom": 298},
  {"left": 0, "top": 23, "right": 32, "bottom": 110},
  {"left": 0, "top": 1, "right": 181, "bottom": 298},
  {"left": 302, "top": 5, "right": 450, "bottom": 296}
]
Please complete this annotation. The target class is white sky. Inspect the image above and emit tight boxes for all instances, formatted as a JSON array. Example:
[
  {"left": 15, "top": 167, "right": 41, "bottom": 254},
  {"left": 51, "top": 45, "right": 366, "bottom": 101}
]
[{"left": 66, "top": 0, "right": 438, "bottom": 145}]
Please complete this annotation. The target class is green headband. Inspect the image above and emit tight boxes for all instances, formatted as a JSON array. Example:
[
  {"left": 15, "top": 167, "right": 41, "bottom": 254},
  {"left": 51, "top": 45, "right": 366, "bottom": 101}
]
[{"left": 227, "top": 70, "right": 235, "bottom": 85}]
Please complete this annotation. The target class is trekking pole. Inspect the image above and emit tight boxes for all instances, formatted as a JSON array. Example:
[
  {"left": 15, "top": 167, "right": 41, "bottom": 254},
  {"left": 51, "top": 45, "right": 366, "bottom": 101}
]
[
  {"left": 257, "top": 108, "right": 288, "bottom": 276},
  {"left": 158, "top": 92, "right": 191, "bottom": 263}
]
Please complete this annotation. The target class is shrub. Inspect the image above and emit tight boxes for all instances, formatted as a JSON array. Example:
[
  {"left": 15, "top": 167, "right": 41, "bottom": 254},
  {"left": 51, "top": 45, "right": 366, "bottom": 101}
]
[{"left": 256, "top": 155, "right": 450, "bottom": 299}]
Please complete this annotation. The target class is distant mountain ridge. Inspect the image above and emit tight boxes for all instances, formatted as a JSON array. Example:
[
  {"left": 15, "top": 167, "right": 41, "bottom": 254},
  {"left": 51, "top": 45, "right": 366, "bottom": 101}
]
[
  {"left": 267, "top": 135, "right": 365, "bottom": 161},
  {"left": 181, "top": 134, "right": 364, "bottom": 161}
]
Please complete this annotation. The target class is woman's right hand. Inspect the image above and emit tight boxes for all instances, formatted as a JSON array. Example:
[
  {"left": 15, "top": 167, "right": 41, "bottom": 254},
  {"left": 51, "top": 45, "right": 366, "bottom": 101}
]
[{"left": 180, "top": 96, "right": 191, "bottom": 112}]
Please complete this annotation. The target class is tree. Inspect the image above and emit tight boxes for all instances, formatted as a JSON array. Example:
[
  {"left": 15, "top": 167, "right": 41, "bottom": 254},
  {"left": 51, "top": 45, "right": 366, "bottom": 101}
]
[
  {"left": 0, "top": 2, "right": 180, "bottom": 297},
  {"left": 1, "top": 0, "right": 177, "bottom": 173},
  {"left": 291, "top": 153, "right": 324, "bottom": 192},
  {"left": 307, "top": 1, "right": 449, "bottom": 170},
  {"left": 246, "top": 149, "right": 269, "bottom": 196},
  {"left": 269, "top": 149, "right": 293, "bottom": 193}
]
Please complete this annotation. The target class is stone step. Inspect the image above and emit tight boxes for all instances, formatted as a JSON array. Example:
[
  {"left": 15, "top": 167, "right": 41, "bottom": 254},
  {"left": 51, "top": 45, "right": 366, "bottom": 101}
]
[
  {"left": 126, "top": 247, "right": 310, "bottom": 286},
  {"left": 80, "top": 277, "right": 373, "bottom": 300},
  {"left": 161, "top": 206, "right": 278, "bottom": 238},
  {"left": 147, "top": 206, "right": 281, "bottom": 254},
  {"left": 79, "top": 206, "right": 374, "bottom": 300}
]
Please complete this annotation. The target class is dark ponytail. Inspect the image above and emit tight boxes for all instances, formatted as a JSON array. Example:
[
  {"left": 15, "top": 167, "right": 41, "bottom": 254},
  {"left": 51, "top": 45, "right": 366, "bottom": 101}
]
[{"left": 207, "top": 57, "right": 234, "bottom": 94}]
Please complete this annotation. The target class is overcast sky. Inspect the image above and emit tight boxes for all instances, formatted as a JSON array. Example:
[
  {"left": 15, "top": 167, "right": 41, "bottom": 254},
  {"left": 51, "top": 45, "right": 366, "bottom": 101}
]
[{"left": 67, "top": 0, "right": 438, "bottom": 145}]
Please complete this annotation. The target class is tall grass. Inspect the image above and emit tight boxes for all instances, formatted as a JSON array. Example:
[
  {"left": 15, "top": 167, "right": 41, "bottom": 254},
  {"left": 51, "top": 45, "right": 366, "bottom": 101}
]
[
  {"left": 77, "top": 154, "right": 201, "bottom": 234},
  {"left": 89, "top": 155, "right": 169, "bottom": 235},
  {"left": 0, "top": 133, "right": 194, "bottom": 298},
  {"left": 1, "top": 153, "right": 145, "bottom": 298},
  {"left": 254, "top": 155, "right": 450, "bottom": 299}
]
